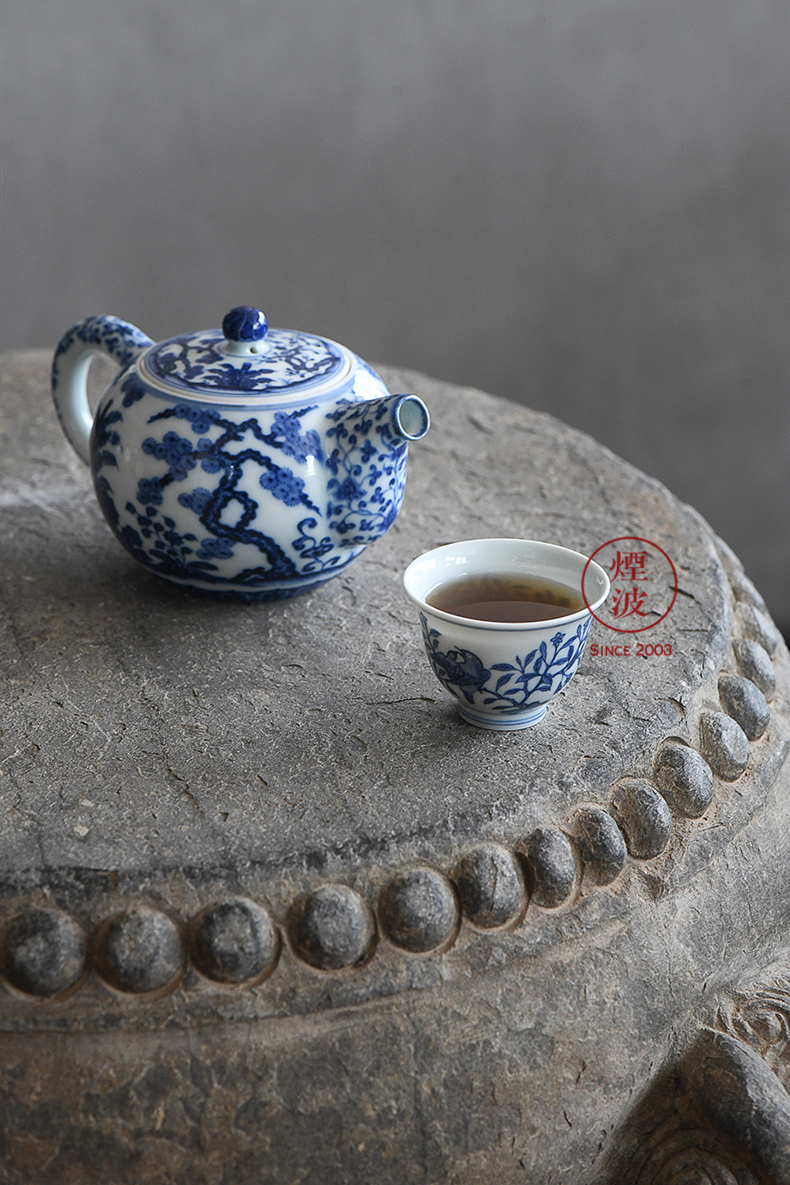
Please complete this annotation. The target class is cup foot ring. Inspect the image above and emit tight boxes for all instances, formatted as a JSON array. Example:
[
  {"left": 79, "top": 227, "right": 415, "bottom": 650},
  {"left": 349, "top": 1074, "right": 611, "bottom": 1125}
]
[{"left": 456, "top": 704, "right": 548, "bottom": 730}]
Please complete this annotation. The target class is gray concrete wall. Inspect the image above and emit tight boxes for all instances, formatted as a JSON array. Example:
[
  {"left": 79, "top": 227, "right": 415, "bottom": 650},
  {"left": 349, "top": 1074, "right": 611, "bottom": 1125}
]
[{"left": 3, "top": 0, "right": 789, "bottom": 626}]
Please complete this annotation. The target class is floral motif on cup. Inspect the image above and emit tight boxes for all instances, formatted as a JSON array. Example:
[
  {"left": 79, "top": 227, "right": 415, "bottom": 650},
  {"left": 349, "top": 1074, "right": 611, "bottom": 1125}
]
[{"left": 420, "top": 615, "right": 592, "bottom": 714}]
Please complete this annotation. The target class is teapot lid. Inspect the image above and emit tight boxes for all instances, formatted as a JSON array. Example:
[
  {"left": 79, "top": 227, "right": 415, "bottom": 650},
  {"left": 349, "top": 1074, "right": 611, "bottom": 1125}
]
[{"left": 142, "top": 306, "right": 353, "bottom": 402}]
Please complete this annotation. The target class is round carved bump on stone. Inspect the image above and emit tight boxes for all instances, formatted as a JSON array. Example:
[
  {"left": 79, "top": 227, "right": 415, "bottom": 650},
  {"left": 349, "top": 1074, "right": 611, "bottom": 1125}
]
[
  {"left": 734, "top": 601, "right": 779, "bottom": 656},
  {"left": 732, "top": 638, "right": 775, "bottom": 702},
  {"left": 2, "top": 908, "right": 87, "bottom": 999},
  {"left": 378, "top": 867, "right": 460, "bottom": 954},
  {"left": 729, "top": 566, "right": 768, "bottom": 614},
  {"left": 521, "top": 827, "right": 576, "bottom": 908},
  {"left": 287, "top": 884, "right": 376, "bottom": 971},
  {"left": 628, "top": 1116, "right": 757, "bottom": 1184},
  {"left": 565, "top": 807, "right": 627, "bottom": 886},
  {"left": 191, "top": 897, "right": 280, "bottom": 985},
  {"left": 95, "top": 907, "right": 186, "bottom": 995},
  {"left": 452, "top": 842, "right": 527, "bottom": 929},
  {"left": 653, "top": 742, "right": 714, "bottom": 818},
  {"left": 609, "top": 780, "right": 672, "bottom": 860},
  {"left": 699, "top": 712, "right": 750, "bottom": 782},
  {"left": 718, "top": 673, "right": 771, "bottom": 741}
]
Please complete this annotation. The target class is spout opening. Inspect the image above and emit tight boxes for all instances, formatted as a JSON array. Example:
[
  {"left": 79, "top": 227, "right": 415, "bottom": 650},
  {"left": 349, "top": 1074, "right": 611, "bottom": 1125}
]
[{"left": 393, "top": 395, "right": 430, "bottom": 441}]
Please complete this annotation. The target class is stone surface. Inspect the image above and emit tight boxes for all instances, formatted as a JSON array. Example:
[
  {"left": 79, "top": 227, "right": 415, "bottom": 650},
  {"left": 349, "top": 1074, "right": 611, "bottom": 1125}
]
[
  {"left": 0, "top": 352, "right": 737, "bottom": 881},
  {"left": 729, "top": 567, "right": 769, "bottom": 615},
  {"left": 378, "top": 867, "right": 459, "bottom": 953},
  {"left": 2, "top": 908, "right": 86, "bottom": 998},
  {"left": 653, "top": 742, "right": 714, "bottom": 818},
  {"left": 682, "top": 1030, "right": 790, "bottom": 1183},
  {"left": 604, "top": 997, "right": 790, "bottom": 1183},
  {"left": 452, "top": 842, "right": 527, "bottom": 930},
  {"left": 287, "top": 885, "right": 375, "bottom": 971},
  {"left": 609, "top": 780, "right": 672, "bottom": 860},
  {"left": 191, "top": 897, "right": 280, "bottom": 985},
  {"left": 719, "top": 673, "right": 771, "bottom": 741},
  {"left": 733, "top": 638, "right": 776, "bottom": 702},
  {"left": 735, "top": 601, "right": 780, "bottom": 656},
  {"left": 699, "top": 711, "right": 751, "bottom": 781},
  {"left": 566, "top": 806, "right": 627, "bottom": 886},
  {"left": 520, "top": 827, "right": 577, "bottom": 908},
  {"left": 95, "top": 907, "right": 185, "bottom": 995},
  {"left": 1, "top": 351, "right": 790, "bottom": 1183}
]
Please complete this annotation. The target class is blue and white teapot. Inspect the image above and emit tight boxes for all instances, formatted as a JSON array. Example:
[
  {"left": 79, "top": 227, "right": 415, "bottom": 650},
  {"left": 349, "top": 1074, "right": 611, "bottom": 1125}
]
[{"left": 51, "top": 306, "right": 430, "bottom": 600}]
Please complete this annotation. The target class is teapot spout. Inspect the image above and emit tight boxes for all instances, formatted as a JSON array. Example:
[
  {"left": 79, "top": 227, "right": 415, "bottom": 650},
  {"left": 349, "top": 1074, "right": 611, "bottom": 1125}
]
[
  {"left": 388, "top": 393, "right": 431, "bottom": 442},
  {"left": 325, "top": 392, "right": 430, "bottom": 549}
]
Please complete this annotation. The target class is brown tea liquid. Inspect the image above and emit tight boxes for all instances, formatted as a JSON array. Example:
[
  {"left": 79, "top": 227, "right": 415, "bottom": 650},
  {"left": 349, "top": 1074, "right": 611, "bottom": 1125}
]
[{"left": 427, "top": 573, "right": 584, "bottom": 623}]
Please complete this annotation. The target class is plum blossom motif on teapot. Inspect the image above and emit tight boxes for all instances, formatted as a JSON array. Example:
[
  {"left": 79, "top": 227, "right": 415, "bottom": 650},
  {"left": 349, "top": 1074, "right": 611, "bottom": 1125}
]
[{"left": 91, "top": 382, "right": 413, "bottom": 593}]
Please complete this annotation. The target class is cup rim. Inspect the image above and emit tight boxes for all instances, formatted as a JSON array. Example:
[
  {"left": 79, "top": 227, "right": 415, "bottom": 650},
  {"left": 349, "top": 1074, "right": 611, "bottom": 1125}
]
[{"left": 403, "top": 537, "right": 610, "bottom": 632}]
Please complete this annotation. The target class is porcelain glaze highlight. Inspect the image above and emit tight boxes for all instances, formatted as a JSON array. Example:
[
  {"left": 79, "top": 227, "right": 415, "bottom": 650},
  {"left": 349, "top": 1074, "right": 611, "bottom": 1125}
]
[{"left": 51, "top": 307, "right": 430, "bottom": 599}]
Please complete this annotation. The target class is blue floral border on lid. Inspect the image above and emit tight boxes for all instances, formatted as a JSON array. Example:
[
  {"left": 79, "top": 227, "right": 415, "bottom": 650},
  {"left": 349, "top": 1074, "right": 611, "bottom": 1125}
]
[{"left": 146, "top": 326, "right": 347, "bottom": 395}]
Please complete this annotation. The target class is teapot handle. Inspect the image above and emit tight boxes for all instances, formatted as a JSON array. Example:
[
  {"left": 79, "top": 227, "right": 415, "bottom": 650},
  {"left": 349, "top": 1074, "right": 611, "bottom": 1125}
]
[{"left": 51, "top": 315, "right": 153, "bottom": 465}]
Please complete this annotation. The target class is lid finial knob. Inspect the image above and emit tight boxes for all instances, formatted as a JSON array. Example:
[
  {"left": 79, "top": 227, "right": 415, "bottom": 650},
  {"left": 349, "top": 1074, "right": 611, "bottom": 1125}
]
[{"left": 222, "top": 306, "right": 268, "bottom": 345}]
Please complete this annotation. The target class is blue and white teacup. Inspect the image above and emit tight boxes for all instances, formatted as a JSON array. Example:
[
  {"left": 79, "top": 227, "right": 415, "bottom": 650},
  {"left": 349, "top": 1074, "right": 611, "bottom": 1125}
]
[{"left": 403, "top": 539, "right": 610, "bottom": 730}]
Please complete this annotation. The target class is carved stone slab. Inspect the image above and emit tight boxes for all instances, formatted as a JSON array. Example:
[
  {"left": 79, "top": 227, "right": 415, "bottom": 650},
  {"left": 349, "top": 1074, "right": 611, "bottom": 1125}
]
[{"left": 0, "top": 350, "right": 788, "bottom": 1183}]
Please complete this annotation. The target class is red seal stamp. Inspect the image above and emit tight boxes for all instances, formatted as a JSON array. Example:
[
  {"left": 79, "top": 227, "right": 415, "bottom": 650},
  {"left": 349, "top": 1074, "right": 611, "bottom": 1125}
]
[{"left": 582, "top": 537, "right": 677, "bottom": 634}]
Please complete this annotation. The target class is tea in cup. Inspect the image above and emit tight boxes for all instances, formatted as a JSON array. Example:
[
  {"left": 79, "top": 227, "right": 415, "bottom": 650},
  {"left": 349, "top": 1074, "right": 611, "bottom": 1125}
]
[{"left": 403, "top": 538, "right": 609, "bottom": 730}]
